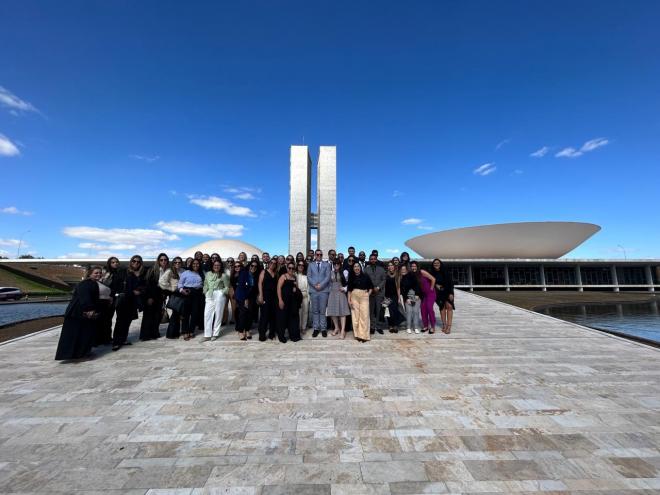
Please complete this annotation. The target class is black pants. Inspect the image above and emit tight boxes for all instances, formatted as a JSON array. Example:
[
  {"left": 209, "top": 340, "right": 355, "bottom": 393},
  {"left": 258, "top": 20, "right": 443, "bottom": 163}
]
[
  {"left": 94, "top": 300, "right": 114, "bottom": 346},
  {"left": 140, "top": 297, "right": 163, "bottom": 341},
  {"left": 258, "top": 300, "right": 278, "bottom": 341},
  {"left": 113, "top": 303, "right": 136, "bottom": 347},
  {"left": 235, "top": 300, "right": 253, "bottom": 332},
  {"left": 166, "top": 309, "right": 181, "bottom": 338},
  {"left": 277, "top": 303, "right": 301, "bottom": 343},
  {"left": 181, "top": 290, "right": 203, "bottom": 336}
]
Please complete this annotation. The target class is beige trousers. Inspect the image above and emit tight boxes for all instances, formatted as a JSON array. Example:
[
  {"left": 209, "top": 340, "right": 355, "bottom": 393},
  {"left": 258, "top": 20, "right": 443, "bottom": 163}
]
[{"left": 350, "top": 289, "right": 371, "bottom": 340}]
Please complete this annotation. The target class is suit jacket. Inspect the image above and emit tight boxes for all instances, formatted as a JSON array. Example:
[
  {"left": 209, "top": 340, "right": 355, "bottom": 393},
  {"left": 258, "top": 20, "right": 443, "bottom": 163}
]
[
  {"left": 364, "top": 263, "right": 386, "bottom": 294},
  {"left": 307, "top": 260, "right": 332, "bottom": 293}
]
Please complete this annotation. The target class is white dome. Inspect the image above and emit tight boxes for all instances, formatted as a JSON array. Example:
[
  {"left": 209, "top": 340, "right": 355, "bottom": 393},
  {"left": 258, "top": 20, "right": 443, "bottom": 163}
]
[
  {"left": 179, "top": 240, "right": 264, "bottom": 259},
  {"left": 405, "top": 222, "right": 601, "bottom": 259}
]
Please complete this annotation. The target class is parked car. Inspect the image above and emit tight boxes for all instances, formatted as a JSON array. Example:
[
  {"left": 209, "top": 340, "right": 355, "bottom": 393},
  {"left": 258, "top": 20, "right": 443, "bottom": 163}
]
[{"left": 0, "top": 287, "right": 23, "bottom": 301}]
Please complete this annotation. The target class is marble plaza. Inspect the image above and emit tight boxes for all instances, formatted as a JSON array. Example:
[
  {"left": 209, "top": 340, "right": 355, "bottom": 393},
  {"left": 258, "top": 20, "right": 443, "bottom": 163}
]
[{"left": 0, "top": 292, "right": 659, "bottom": 494}]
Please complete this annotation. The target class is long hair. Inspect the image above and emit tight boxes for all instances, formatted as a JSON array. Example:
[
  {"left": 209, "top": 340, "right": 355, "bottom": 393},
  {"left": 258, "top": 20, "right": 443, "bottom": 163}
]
[
  {"left": 170, "top": 257, "right": 182, "bottom": 279},
  {"left": 409, "top": 261, "right": 423, "bottom": 287},
  {"left": 105, "top": 257, "right": 119, "bottom": 273}
]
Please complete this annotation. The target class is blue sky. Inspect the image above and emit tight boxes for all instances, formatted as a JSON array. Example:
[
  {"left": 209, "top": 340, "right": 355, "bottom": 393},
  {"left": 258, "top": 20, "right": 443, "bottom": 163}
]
[{"left": 1, "top": 1, "right": 659, "bottom": 259}]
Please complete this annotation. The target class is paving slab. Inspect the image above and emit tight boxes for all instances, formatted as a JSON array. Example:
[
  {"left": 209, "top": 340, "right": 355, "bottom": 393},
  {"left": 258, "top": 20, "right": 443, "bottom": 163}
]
[{"left": 0, "top": 290, "right": 659, "bottom": 493}]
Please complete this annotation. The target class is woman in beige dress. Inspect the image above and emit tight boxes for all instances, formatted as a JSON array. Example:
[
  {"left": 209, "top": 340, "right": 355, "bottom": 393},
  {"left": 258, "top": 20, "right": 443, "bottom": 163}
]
[{"left": 295, "top": 260, "right": 310, "bottom": 335}]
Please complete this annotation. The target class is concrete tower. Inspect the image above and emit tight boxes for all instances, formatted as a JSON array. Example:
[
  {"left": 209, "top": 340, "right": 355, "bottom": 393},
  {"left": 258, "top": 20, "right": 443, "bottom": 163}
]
[{"left": 288, "top": 145, "right": 336, "bottom": 255}]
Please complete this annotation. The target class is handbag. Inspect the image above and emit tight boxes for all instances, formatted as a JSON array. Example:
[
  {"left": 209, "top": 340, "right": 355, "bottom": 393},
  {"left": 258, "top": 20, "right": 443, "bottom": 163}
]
[
  {"left": 166, "top": 293, "right": 185, "bottom": 314},
  {"left": 160, "top": 305, "right": 170, "bottom": 324}
]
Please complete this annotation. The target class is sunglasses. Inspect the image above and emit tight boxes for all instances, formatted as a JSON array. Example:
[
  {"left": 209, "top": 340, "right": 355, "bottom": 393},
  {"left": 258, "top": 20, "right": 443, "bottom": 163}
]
[
  {"left": 173, "top": 261, "right": 182, "bottom": 264},
  {"left": 130, "top": 260, "right": 141, "bottom": 264},
  {"left": 287, "top": 266, "right": 295, "bottom": 270},
  {"left": 250, "top": 264, "right": 258, "bottom": 268}
]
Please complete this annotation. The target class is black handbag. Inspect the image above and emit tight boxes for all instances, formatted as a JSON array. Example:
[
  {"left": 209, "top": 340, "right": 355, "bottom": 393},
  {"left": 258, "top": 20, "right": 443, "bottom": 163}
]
[{"left": 166, "top": 293, "right": 185, "bottom": 314}]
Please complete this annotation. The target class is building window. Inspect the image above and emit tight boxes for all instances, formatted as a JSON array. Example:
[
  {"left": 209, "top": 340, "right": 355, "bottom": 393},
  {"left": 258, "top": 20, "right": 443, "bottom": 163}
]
[
  {"left": 581, "top": 267, "right": 613, "bottom": 285},
  {"left": 653, "top": 266, "right": 660, "bottom": 285},
  {"left": 545, "top": 267, "right": 577, "bottom": 285},
  {"left": 448, "top": 266, "right": 469, "bottom": 285},
  {"left": 509, "top": 266, "right": 541, "bottom": 285},
  {"left": 616, "top": 267, "right": 646, "bottom": 285},
  {"left": 473, "top": 266, "right": 505, "bottom": 285}
]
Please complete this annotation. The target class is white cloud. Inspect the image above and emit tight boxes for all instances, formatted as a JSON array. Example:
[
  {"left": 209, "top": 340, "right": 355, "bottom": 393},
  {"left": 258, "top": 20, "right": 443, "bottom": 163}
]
[
  {"left": 63, "top": 226, "right": 179, "bottom": 245},
  {"left": 385, "top": 248, "right": 399, "bottom": 254},
  {"left": 556, "top": 137, "right": 609, "bottom": 158},
  {"left": 1, "top": 206, "right": 33, "bottom": 215},
  {"left": 0, "top": 86, "right": 40, "bottom": 115},
  {"left": 495, "top": 138, "right": 510, "bottom": 150},
  {"left": 156, "top": 221, "right": 245, "bottom": 238},
  {"left": 473, "top": 163, "right": 496, "bottom": 176},
  {"left": 188, "top": 195, "right": 256, "bottom": 217},
  {"left": 530, "top": 146, "right": 550, "bottom": 157},
  {"left": 392, "top": 190, "right": 403, "bottom": 198},
  {"left": 580, "top": 137, "right": 609, "bottom": 152},
  {"left": 555, "top": 147, "right": 582, "bottom": 158},
  {"left": 234, "top": 192, "right": 255, "bottom": 200},
  {"left": 402, "top": 218, "right": 423, "bottom": 225},
  {"left": 78, "top": 242, "right": 137, "bottom": 251},
  {"left": 417, "top": 225, "right": 434, "bottom": 231},
  {"left": 513, "top": 169, "right": 523, "bottom": 175},
  {"left": 0, "top": 133, "right": 20, "bottom": 157},
  {"left": 0, "top": 238, "right": 22, "bottom": 247},
  {"left": 129, "top": 154, "right": 160, "bottom": 163}
]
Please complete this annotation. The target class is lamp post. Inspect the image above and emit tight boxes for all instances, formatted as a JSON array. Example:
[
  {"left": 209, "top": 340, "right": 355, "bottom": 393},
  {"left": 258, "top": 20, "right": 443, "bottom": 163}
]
[
  {"left": 617, "top": 244, "right": 627, "bottom": 260},
  {"left": 17, "top": 229, "right": 30, "bottom": 258}
]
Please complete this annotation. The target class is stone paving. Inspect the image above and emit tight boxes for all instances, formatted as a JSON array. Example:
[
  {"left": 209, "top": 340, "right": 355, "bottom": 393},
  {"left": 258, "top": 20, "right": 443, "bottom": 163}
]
[{"left": 0, "top": 291, "right": 659, "bottom": 494}]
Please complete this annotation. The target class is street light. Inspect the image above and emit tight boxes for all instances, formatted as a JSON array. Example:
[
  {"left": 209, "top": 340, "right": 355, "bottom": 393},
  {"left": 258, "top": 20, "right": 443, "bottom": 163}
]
[
  {"left": 617, "top": 244, "right": 627, "bottom": 260},
  {"left": 17, "top": 229, "right": 30, "bottom": 258}
]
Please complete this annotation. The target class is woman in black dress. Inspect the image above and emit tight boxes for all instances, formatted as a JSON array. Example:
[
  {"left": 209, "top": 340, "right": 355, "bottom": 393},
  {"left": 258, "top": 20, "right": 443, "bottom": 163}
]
[
  {"left": 112, "top": 255, "right": 147, "bottom": 351},
  {"left": 140, "top": 253, "right": 168, "bottom": 341},
  {"left": 430, "top": 258, "right": 455, "bottom": 334},
  {"left": 55, "top": 266, "right": 102, "bottom": 360},
  {"left": 384, "top": 261, "right": 404, "bottom": 332},
  {"left": 277, "top": 262, "right": 301, "bottom": 343},
  {"left": 96, "top": 256, "right": 121, "bottom": 346},
  {"left": 257, "top": 258, "right": 279, "bottom": 341}
]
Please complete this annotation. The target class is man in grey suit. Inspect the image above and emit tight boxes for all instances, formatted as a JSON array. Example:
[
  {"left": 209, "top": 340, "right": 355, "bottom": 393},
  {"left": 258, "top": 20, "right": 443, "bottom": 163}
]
[
  {"left": 307, "top": 249, "right": 332, "bottom": 337},
  {"left": 365, "top": 253, "right": 386, "bottom": 334}
]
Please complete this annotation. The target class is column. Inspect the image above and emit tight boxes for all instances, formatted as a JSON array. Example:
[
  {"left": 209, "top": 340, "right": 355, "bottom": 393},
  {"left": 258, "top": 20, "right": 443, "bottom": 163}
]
[
  {"left": 504, "top": 264, "right": 510, "bottom": 291},
  {"left": 611, "top": 265, "right": 619, "bottom": 292},
  {"left": 468, "top": 265, "right": 474, "bottom": 292},
  {"left": 645, "top": 265, "right": 655, "bottom": 292},
  {"left": 575, "top": 265, "right": 583, "bottom": 292},
  {"left": 539, "top": 264, "right": 546, "bottom": 292}
]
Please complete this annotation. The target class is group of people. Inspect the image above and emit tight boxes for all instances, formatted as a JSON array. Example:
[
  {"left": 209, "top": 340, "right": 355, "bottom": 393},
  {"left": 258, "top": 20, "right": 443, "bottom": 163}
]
[{"left": 54, "top": 247, "right": 455, "bottom": 360}]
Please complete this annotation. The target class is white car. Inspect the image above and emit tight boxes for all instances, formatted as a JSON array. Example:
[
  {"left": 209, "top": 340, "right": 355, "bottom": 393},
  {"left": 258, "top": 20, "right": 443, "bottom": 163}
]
[{"left": 0, "top": 287, "right": 23, "bottom": 301}]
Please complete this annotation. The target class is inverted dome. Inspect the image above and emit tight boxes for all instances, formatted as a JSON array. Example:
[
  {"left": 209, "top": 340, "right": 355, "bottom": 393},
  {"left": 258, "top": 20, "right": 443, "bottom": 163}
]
[
  {"left": 179, "top": 240, "right": 264, "bottom": 259},
  {"left": 405, "top": 222, "right": 601, "bottom": 259}
]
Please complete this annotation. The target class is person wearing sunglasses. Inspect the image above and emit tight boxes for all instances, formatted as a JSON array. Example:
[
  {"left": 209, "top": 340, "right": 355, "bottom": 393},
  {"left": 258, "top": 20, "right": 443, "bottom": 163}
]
[
  {"left": 276, "top": 263, "right": 302, "bottom": 343},
  {"left": 203, "top": 259, "right": 230, "bottom": 341},
  {"left": 178, "top": 258, "right": 204, "bottom": 340},
  {"left": 295, "top": 261, "right": 310, "bottom": 335},
  {"left": 234, "top": 262, "right": 257, "bottom": 340},
  {"left": 140, "top": 253, "right": 169, "bottom": 341},
  {"left": 160, "top": 256, "right": 183, "bottom": 338},
  {"left": 112, "top": 255, "right": 146, "bottom": 351},
  {"left": 257, "top": 259, "right": 279, "bottom": 341}
]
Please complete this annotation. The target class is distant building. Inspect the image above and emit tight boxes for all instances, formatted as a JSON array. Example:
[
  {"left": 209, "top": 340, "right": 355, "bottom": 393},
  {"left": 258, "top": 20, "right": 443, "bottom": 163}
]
[{"left": 289, "top": 145, "right": 336, "bottom": 254}]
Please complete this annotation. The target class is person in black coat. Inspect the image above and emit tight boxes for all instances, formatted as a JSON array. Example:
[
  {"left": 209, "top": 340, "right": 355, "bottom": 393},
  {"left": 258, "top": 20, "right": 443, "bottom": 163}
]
[
  {"left": 112, "top": 255, "right": 147, "bottom": 351},
  {"left": 140, "top": 253, "right": 168, "bottom": 341},
  {"left": 55, "top": 266, "right": 102, "bottom": 360}
]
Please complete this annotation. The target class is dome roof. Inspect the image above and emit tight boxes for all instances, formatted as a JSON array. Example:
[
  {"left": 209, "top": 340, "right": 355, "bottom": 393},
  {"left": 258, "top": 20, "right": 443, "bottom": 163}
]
[
  {"left": 404, "top": 222, "right": 601, "bottom": 259},
  {"left": 179, "top": 240, "right": 264, "bottom": 259}
]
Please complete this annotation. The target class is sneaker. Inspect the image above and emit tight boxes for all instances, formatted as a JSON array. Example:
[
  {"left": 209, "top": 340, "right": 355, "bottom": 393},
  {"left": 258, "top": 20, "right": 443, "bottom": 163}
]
[
  {"left": 211, "top": 337, "right": 218, "bottom": 341},
  {"left": 406, "top": 328, "right": 412, "bottom": 334},
  {"left": 376, "top": 328, "right": 383, "bottom": 335},
  {"left": 414, "top": 328, "right": 421, "bottom": 334},
  {"left": 312, "top": 330, "right": 320, "bottom": 338},
  {"left": 202, "top": 337, "right": 211, "bottom": 342},
  {"left": 321, "top": 330, "right": 327, "bottom": 338}
]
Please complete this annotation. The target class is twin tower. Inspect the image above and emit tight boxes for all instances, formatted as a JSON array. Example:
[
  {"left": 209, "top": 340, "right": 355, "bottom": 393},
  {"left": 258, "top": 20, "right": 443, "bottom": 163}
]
[{"left": 289, "top": 145, "right": 336, "bottom": 256}]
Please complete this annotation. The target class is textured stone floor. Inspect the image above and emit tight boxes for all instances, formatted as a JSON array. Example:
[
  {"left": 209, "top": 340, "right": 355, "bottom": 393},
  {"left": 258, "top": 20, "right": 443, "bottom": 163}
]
[{"left": 0, "top": 291, "right": 659, "bottom": 494}]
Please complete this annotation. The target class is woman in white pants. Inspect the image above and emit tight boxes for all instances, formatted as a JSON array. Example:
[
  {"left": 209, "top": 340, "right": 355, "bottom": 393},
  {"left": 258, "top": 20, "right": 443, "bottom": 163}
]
[
  {"left": 295, "top": 261, "right": 310, "bottom": 335},
  {"left": 203, "top": 260, "right": 230, "bottom": 341}
]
